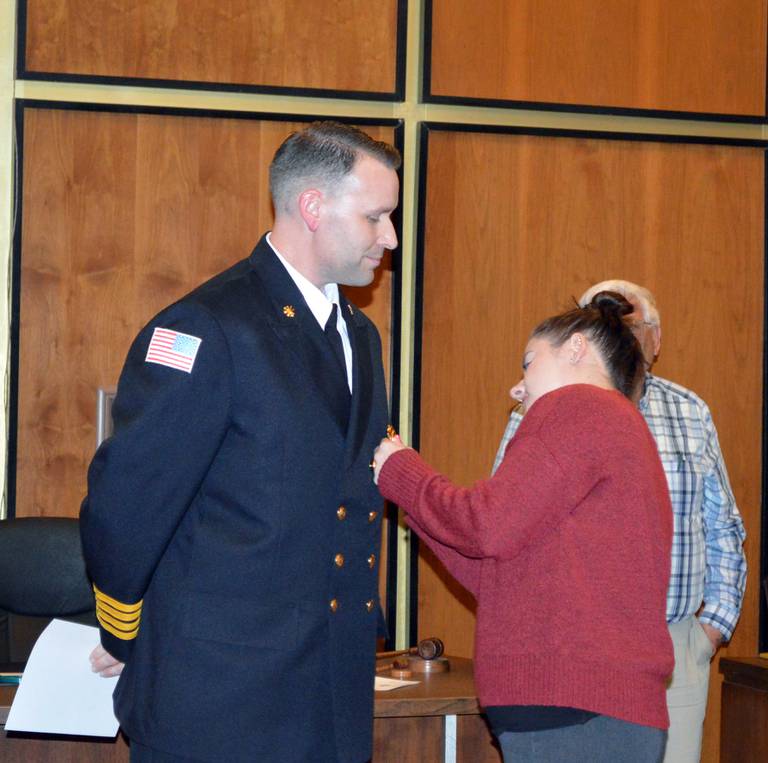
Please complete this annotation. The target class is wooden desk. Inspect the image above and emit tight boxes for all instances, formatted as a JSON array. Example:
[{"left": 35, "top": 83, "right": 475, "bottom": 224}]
[
  {"left": 1, "top": 683, "right": 131, "bottom": 762},
  {"left": 374, "top": 656, "right": 501, "bottom": 762},
  {"left": 719, "top": 656, "right": 768, "bottom": 763},
  {"left": 1, "top": 657, "right": 500, "bottom": 762}
]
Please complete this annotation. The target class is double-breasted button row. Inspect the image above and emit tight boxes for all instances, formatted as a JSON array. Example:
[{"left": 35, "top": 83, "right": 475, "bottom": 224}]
[
  {"left": 328, "top": 599, "right": 376, "bottom": 613},
  {"left": 329, "top": 503, "right": 377, "bottom": 614},
  {"left": 337, "top": 505, "right": 379, "bottom": 523},
  {"left": 331, "top": 553, "right": 375, "bottom": 569}
]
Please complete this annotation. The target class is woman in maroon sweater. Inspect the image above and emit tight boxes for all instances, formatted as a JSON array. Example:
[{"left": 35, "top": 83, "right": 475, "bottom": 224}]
[{"left": 373, "top": 293, "right": 673, "bottom": 763}]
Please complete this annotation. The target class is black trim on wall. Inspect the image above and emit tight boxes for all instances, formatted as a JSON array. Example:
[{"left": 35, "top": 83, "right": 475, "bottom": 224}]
[
  {"left": 408, "top": 529, "right": 419, "bottom": 648},
  {"left": 389, "top": 120, "right": 406, "bottom": 443},
  {"left": 421, "top": 0, "right": 434, "bottom": 109},
  {"left": 6, "top": 103, "right": 25, "bottom": 520},
  {"left": 383, "top": 504, "right": 400, "bottom": 650},
  {"left": 18, "top": 73, "right": 402, "bottom": 104},
  {"left": 411, "top": 120, "right": 768, "bottom": 653},
  {"left": 412, "top": 123, "right": 430, "bottom": 456},
  {"left": 422, "top": 0, "right": 768, "bottom": 125},
  {"left": 760, "top": 153, "right": 768, "bottom": 654},
  {"left": 12, "top": 98, "right": 404, "bottom": 127},
  {"left": 393, "top": 0, "right": 409, "bottom": 102},
  {"left": 424, "top": 94, "right": 768, "bottom": 126},
  {"left": 16, "top": 0, "right": 409, "bottom": 102},
  {"left": 420, "top": 120, "right": 768, "bottom": 148},
  {"left": 384, "top": 121, "right": 406, "bottom": 650}
]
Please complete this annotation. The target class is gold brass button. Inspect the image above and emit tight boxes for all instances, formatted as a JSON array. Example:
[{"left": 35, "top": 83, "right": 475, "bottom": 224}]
[
  {"left": 334, "top": 553, "right": 345, "bottom": 567},
  {"left": 337, "top": 505, "right": 347, "bottom": 520},
  {"left": 365, "top": 600, "right": 374, "bottom": 612},
  {"left": 330, "top": 599, "right": 339, "bottom": 612},
  {"left": 368, "top": 511, "right": 378, "bottom": 523},
  {"left": 367, "top": 554, "right": 376, "bottom": 569}
]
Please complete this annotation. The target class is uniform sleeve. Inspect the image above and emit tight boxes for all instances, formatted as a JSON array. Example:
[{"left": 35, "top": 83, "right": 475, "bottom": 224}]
[
  {"left": 491, "top": 411, "right": 523, "bottom": 475},
  {"left": 80, "top": 303, "right": 232, "bottom": 661},
  {"left": 698, "top": 406, "right": 747, "bottom": 641}
]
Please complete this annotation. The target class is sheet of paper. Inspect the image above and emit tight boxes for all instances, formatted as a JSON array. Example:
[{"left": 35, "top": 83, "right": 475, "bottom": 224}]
[
  {"left": 374, "top": 675, "right": 420, "bottom": 691},
  {"left": 5, "top": 618, "right": 119, "bottom": 737}
]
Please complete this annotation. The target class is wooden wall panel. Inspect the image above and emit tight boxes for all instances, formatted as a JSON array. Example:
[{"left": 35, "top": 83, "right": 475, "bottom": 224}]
[
  {"left": 417, "top": 129, "right": 764, "bottom": 762},
  {"left": 23, "top": 0, "right": 400, "bottom": 94},
  {"left": 17, "top": 110, "right": 394, "bottom": 540},
  {"left": 429, "top": 0, "right": 768, "bottom": 117}
]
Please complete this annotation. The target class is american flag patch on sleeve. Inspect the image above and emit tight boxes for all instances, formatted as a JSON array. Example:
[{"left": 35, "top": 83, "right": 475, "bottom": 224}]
[{"left": 145, "top": 328, "right": 202, "bottom": 373}]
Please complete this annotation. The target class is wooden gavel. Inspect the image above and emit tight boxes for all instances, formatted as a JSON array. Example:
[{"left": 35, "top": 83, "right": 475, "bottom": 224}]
[
  {"left": 376, "top": 636, "right": 444, "bottom": 661},
  {"left": 375, "top": 658, "right": 410, "bottom": 674}
]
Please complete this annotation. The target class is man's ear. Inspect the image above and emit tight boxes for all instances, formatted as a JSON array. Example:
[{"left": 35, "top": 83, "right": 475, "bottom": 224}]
[
  {"left": 298, "top": 189, "right": 322, "bottom": 232},
  {"left": 651, "top": 325, "right": 662, "bottom": 360}
]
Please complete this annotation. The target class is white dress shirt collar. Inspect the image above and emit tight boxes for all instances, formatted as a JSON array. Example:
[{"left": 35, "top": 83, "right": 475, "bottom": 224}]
[
  {"left": 266, "top": 232, "right": 338, "bottom": 327},
  {"left": 266, "top": 233, "right": 353, "bottom": 391}
]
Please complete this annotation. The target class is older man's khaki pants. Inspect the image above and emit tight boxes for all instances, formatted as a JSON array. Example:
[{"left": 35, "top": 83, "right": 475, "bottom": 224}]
[{"left": 663, "top": 616, "right": 712, "bottom": 763}]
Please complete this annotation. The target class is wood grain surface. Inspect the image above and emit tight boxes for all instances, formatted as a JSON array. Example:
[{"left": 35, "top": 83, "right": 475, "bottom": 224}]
[
  {"left": 417, "top": 128, "right": 764, "bottom": 763},
  {"left": 430, "top": 0, "right": 768, "bottom": 116},
  {"left": 24, "top": 0, "right": 400, "bottom": 94}
]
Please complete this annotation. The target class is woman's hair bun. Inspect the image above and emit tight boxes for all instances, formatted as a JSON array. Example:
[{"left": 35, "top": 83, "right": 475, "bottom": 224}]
[
  {"left": 531, "top": 287, "right": 644, "bottom": 400},
  {"left": 589, "top": 290, "right": 633, "bottom": 319}
]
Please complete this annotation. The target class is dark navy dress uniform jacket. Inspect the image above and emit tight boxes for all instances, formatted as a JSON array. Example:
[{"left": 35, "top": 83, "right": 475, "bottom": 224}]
[{"left": 80, "top": 236, "right": 389, "bottom": 762}]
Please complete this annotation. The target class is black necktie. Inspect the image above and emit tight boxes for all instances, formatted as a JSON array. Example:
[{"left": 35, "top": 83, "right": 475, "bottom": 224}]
[{"left": 325, "top": 303, "right": 349, "bottom": 388}]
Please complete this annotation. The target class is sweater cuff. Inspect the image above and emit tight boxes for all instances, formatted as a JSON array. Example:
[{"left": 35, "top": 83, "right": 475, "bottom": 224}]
[{"left": 378, "top": 448, "right": 435, "bottom": 513}]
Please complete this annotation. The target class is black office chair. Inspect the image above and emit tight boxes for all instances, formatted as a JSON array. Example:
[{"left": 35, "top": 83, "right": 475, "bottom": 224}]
[
  {"left": 764, "top": 575, "right": 768, "bottom": 616},
  {"left": 0, "top": 517, "right": 96, "bottom": 668}
]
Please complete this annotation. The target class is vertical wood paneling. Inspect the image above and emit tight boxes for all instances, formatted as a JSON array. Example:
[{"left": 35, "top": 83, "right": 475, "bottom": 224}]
[
  {"left": 17, "top": 109, "right": 394, "bottom": 520},
  {"left": 24, "top": 0, "right": 401, "bottom": 94},
  {"left": 418, "top": 130, "right": 764, "bottom": 761},
  {"left": 429, "top": 0, "right": 768, "bottom": 117}
]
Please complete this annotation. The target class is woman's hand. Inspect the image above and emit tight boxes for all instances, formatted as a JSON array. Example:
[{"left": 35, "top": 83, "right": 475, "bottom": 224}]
[{"left": 372, "top": 434, "right": 407, "bottom": 484}]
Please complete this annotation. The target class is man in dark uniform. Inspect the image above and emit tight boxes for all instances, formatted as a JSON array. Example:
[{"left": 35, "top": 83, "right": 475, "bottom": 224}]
[{"left": 80, "top": 121, "right": 400, "bottom": 762}]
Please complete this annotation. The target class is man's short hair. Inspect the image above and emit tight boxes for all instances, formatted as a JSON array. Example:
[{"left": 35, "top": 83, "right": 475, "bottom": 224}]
[
  {"left": 269, "top": 121, "right": 401, "bottom": 213},
  {"left": 578, "top": 279, "right": 660, "bottom": 326}
]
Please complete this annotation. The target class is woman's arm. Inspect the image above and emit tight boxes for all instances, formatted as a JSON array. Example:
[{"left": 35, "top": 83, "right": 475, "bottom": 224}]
[{"left": 375, "top": 435, "right": 577, "bottom": 562}]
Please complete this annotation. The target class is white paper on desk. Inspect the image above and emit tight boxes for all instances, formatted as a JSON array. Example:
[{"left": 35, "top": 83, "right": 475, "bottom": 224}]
[
  {"left": 374, "top": 676, "right": 420, "bottom": 691},
  {"left": 5, "top": 618, "right": 119, "bottom": 737}
]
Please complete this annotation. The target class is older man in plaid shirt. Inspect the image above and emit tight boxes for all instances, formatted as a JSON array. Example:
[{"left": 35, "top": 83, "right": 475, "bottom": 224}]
[{"left": 493, "top": 280, "right": 746, "bottom": 763}]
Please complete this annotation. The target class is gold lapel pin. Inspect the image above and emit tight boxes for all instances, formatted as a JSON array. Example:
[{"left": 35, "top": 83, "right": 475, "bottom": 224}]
[
  {"left": 282, "top": 305, "right": 295, "bottom": 318},
  {"left": 386, "top": 425, "right": 397, "bottom": 440}
]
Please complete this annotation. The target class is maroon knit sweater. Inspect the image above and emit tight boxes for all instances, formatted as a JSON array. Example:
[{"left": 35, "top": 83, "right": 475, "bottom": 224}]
[{"left": 379, "top": 384, "right": 673, "bottom": 729}]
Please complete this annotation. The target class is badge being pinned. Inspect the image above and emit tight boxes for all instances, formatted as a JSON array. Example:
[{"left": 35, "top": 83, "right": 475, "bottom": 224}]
[{"left": 145, "top": 327, "right": 202, "bottom": 373}]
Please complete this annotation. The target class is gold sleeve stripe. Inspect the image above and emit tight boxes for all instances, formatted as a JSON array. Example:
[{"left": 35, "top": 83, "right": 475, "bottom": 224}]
[
  {"left": 96, "top": 609, "right": 140, "bottom": 640},
  {"left": 96, "top": 599, "right": 141, "bottom": 624},
  {"left": 96, "top": 608, "right": 139, "bottom": 633},
  {"left": 96, "top": 595, "right": 142, "bottom": 618},
  {"left": 93, "top": 584, "right": 142, "bottom": 614}
]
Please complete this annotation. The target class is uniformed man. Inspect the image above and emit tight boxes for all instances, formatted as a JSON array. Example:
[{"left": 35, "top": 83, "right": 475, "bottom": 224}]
[{"left": 80, "top": 121, "right": 400, "bottom": 762}]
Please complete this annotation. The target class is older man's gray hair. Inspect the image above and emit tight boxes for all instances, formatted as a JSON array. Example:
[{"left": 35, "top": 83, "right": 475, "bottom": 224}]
[{"left": 578, "top": 279, "right": 660, "bottom": 326}]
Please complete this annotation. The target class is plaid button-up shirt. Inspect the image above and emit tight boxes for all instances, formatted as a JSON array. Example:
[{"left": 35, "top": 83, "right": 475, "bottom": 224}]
[{"left": 492, "top": 375, "right": 747, "bottom": 640}]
